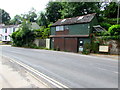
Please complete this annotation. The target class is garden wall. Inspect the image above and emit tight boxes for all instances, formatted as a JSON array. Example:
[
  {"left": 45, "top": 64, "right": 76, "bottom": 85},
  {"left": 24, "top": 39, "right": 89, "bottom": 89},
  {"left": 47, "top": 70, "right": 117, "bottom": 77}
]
[
  {"left": 106, "top": 40, "right": 120, "bottom": 55},
  {"left": 34, "top": 39, "right": 46, "bottom": 47}
]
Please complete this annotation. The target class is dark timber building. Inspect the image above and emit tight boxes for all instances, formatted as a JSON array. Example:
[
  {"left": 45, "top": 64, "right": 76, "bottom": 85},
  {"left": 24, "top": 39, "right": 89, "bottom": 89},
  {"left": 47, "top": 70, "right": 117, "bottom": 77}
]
[{"left": 50, "top": 13, "right": 101, "bottom": 53}]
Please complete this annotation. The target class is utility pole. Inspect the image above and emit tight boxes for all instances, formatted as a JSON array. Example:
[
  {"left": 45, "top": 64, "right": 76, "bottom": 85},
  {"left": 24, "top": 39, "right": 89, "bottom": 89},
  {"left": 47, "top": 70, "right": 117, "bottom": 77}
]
[{"left": 117, "top": 0, "right": 120, "bottom": 24}]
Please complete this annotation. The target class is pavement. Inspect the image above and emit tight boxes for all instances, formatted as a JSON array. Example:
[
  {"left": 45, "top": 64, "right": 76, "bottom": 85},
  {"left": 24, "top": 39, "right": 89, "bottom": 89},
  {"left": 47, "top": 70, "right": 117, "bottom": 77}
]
[
  {"left": 0, "top": 55, "right": 48, "bottom": 89},
  {"left": 0, "top": 45, "right": 119, "bottom": 88}
]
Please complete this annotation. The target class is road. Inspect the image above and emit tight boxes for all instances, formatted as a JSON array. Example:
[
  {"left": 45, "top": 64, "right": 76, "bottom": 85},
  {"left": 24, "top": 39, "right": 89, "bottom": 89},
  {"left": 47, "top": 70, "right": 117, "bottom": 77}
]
[{"left": 1, "top": 45, "right": 118, "bottom": 88}]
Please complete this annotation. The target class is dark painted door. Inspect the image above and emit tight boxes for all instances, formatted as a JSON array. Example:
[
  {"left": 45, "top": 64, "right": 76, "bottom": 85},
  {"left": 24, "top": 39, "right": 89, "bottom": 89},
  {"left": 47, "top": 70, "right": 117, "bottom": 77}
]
[{"left": 65, "top": 38, "right": 78, "bottom": 53}]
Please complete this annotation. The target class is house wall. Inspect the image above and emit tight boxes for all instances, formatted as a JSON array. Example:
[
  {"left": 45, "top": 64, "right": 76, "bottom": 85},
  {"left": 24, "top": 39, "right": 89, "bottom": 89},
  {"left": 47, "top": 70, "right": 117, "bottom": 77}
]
[
  {"left": 68, "top": 23, "right": 89, "bottom": 35},
  {"left": 1, "top": 27, "right": 18, "bottom": 42},
  {"left": 51, "top": 23, "right": 90, "bottom": 35},
  {"left": 50, "top": 19, "right": 97, "bottom": 52},
  {"left": 50, "top": 27, "right": 56, "bottom": 35},
  {"left": 89, "top": 16, "right": 98, "bottom": 34}
]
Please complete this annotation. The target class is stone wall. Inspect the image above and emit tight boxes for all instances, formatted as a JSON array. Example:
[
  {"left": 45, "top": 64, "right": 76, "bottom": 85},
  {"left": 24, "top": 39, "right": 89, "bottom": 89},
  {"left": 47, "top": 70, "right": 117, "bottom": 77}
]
[{"left": 106, "top": 40, "right": 120, "bottom": 55}]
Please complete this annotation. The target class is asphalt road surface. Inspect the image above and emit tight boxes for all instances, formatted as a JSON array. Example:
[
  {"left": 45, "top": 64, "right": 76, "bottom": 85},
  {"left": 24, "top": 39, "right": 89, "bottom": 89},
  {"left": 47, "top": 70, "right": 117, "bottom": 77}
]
[{"left": 1, "top": 45, "right": 118, "bottom": 88}]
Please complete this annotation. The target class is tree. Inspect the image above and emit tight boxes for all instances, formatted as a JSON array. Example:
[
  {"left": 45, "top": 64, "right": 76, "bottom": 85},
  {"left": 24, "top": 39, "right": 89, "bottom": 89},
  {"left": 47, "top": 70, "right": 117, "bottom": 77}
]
[
  {"left": 10, "top": 15, "right": 22, "bottom": 25},
  {"left": 46, "top": 2, "right": 63, "bottom": 23},
  {"left": 22, "top": 8, "right": 37, "bottom": 22},
  {"left": 35, "top": 24, "right": 51, "bottom": 39},
  {"left": 11, "top": 20, "right": 36, "bottom": 47},
  {"left": 60, "top": 2, "right": 101, "bottom": 18},
  {"left": 0, "top": 8, "right": 11, "bottom": 24},
  {"left": 104, "top": 2, "right": 119, "bottom": 18},
  {"left": 37, "top": 12, "right": 49, "bottom": 27}
]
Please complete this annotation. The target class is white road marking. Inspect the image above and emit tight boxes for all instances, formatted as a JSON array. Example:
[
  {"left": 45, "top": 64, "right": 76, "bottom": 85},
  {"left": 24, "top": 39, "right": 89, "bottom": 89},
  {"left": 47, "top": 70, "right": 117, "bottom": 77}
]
[{"left": 2, "top": 55, "right": 69, "bottom": 88}]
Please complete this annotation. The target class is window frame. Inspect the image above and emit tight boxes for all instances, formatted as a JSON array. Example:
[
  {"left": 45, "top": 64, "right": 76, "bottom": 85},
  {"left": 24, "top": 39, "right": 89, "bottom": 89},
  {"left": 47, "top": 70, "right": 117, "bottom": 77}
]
[
  {"left": 5, "top": 36, "right": 7, "bottom": 40},
  {"left": 56, "top": 26, "right": 64, "bottom": 31},
  {"left": 5, "top": 28, "right": 7, "bottom": 33}
]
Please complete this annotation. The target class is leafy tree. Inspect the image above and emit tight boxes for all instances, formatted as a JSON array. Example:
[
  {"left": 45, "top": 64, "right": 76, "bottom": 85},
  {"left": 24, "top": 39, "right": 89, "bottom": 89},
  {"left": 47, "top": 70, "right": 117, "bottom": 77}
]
[
  {"left": 104, "top": 2, "right": 119, "bottom": 18},
  {"left": 35, "top": 24, "right": 51, "bottom": 39},
  {"left": 60, "top": 2, "right": 101, "bottom": 18},
  {"left": 22, "top": 8, "right": 37, "bottom": 22},
  {"left": 46, "top": 2, "right": 63, "bottom": 23},
  {"left": 10, "top": 15, "right": 22, "bottom": 25},
  {"left": 0, "top": 8, "right": 11, "bottom": 24},
  {"left": 37, "top": 12, "right": 49, "bottom": 27},
  {"left": 11, "top": 20, "right": 36, "bottom": 47}
]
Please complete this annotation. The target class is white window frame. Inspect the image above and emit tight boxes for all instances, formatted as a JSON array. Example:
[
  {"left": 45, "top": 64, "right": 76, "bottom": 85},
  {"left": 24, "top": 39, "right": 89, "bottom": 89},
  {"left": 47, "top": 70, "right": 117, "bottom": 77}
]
[{"left": 56, "top": 26, "right": 64, "bottom": 31}]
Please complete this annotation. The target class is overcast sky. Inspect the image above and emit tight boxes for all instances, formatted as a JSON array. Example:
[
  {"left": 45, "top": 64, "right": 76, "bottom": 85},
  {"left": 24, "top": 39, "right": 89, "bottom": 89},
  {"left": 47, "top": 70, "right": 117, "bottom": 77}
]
[{"left": 0, "top": 0, "right": 50, "bottom": 18}]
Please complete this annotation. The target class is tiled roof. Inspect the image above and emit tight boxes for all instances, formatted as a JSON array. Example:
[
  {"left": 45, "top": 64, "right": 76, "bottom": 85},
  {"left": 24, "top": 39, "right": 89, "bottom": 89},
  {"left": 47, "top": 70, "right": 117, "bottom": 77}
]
[{"left": 52, "top": 13, "right": 96, "bottom": 26}]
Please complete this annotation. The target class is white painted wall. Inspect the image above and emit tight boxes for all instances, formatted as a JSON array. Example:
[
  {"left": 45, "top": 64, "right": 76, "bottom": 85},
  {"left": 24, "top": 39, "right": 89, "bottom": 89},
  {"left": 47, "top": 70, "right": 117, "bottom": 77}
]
[{"left": 0, "top": 26, "right": 19, "bottom": 42}]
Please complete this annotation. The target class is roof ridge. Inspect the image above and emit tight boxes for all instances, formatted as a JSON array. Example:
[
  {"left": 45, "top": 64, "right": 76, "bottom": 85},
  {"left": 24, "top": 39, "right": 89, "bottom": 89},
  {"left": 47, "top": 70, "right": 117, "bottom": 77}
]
[{"left": 58, "top": 13, "right": 96, "bottom": 21}]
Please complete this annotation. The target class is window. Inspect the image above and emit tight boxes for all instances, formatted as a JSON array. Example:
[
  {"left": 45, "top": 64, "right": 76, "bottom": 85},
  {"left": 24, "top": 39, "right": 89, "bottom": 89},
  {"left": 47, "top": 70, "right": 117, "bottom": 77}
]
[
  {"left": 13, "top": 28, "right": 15, "bottom": 32},
  {"left": 5, "top": 36, "right": 7, "bottom": 40},
  {"left": 5, "top": 28, "right": 7, "bottom": 33},
  {"left": 56, "top": 26, "right": 64, "bottom": 31}
]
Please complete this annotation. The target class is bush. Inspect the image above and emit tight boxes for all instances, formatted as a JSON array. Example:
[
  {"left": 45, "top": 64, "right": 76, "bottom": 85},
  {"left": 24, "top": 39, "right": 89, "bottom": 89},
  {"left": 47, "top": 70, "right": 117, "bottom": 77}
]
[
  {"left": 82, "top": 43, "right": 91, "bottom": 55},
  {"left": 91, "top": 41, "right": 99, "bottom": 53},
  {"left": 108, "top": 25, "right": 120, "bottom": 35},
  {"left": 82, "top": 49, "right": 90, "bottom": 55},
  {"left": 11, "top": 21, "right": 36, "bottom": 47}
]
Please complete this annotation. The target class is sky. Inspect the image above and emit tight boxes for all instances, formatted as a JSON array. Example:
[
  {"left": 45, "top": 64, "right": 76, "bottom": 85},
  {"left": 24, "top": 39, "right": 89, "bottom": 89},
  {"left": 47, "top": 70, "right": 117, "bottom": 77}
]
[{"left": 0, "top": 0, "right": 50, "bottom": 18}]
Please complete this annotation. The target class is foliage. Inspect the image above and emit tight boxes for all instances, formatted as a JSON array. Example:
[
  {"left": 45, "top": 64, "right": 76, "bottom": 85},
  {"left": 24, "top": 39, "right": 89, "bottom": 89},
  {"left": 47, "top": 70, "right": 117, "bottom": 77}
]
[
  {"left": 108, "top": 25, "right": 120, "bottom": 35},
  {"left": 0, "top": 8, "right": 11, "bottom": 24},
  {"left": 34, "top": 24, "right": 51, "bottom": 39},
  {"left": 82, "top": 43, "right": 91, "bottom": 55},
  {"left": 61, "top": 2, "right": 101, "bottom": 18},
  {"left": 11, "top": 21, "right": 36, "bottom": 47},
  {"left": 10, "top": 15, "right": 22, "bottom": 25},
  {"left": 22, "top": 8, "right": 37, "bottom": 22},
  {"left": 46, "top": 2, "right": 63, "bottom": 23},
  {"left": 91, "top": 41, "right": 99, "bottom": 53},
  {"left": 102, "top": 17, "right": 120, "bottom": 25},
  {"left": 37, "top": 12, "right": 49, "bottom": 27},
  {"left": 104, "top": 2, "right": 119, "bottom": 18},
  {"left": 100, "top": 22, "right": 111, "bottom": 30}
]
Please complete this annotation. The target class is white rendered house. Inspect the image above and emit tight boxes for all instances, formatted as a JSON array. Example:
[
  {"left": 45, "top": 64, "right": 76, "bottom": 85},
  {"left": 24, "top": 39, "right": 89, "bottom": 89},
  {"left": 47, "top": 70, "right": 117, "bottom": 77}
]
[{"left": 0, "top": 24, "right": 19, "bottom": 42}]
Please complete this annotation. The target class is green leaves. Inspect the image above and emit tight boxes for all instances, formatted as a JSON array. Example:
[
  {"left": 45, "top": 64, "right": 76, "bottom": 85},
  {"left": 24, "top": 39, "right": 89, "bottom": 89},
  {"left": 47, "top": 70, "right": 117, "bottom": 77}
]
[
  {"left": 34, "top": 24, "right": 51, "bottom": 39},
  {"left": 11, "top": 21, "right": 36, "bottom": 47},
  {"left": 108, "top": 24, "right": 120, "bottom": 35},
  {"left": 0, "top": 8, "right": 11, "bottom": 25}
]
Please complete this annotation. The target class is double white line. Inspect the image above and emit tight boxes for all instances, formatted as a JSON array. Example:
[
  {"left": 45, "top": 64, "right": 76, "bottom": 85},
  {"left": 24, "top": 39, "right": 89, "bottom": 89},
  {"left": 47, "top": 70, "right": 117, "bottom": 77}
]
[{"left": 2, "top": 55, "right": 69, "bottom": 88}]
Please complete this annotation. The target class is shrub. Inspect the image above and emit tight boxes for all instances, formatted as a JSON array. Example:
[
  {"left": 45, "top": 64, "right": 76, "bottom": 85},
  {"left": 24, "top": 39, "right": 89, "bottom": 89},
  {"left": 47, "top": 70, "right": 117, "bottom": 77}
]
[
  {"left": 108, "top": 25, "right": 120, "bottom": 35},
  {"left": 11, "top": 20, "right": 36, "bottom": 47},
  {"left": 91, "top": 41, "right": 99, "bottom": 53},
  {"left": 82, "top": 43, "right": 91, "bottom": 55}
]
